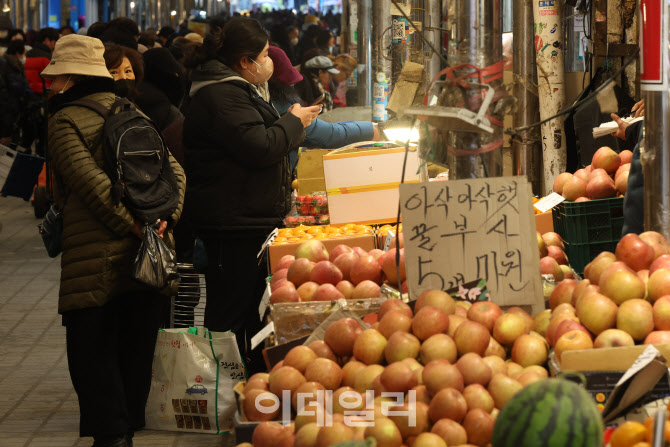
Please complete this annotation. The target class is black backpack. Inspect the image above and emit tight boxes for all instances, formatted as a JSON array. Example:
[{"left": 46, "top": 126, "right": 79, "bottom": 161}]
[{"left": 66, "top": 97, "right": 180, "bottom": 224}]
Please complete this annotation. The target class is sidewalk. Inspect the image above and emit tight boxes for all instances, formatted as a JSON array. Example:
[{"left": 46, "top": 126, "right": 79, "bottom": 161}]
[{"left": 0, "top": 196, "right": 235, "bottom": 447}]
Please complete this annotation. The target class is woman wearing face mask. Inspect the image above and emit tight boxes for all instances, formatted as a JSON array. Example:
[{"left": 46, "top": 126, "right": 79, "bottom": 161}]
[
  {"left": 183, "top": 17, "right": 320, "bottom": 374},
  {"left": 103, "top": 43, "right": 143, "bottom": 99},
  {"left": 41, "top": 34, "right": 185, "bottom": 447}
]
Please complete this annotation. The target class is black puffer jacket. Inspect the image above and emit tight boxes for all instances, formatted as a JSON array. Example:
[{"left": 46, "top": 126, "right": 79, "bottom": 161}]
[{"left": 183, "top": 60, "right": 305, "bottom": 233}]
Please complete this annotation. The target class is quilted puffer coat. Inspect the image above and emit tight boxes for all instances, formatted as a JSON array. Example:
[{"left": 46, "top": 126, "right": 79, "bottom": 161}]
[{"left": 48, "top": 80, "right": 186, "bottom": 313}]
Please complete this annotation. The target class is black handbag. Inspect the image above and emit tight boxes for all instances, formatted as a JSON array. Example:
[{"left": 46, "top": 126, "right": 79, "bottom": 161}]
[{"left": 38, "top": 204, "right": 63, "bottom": 258}]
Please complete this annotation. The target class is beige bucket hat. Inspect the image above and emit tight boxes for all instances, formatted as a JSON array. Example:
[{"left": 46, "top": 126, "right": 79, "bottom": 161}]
[{"left": 41, "top": 34, "right": 112, "bottom": 79}]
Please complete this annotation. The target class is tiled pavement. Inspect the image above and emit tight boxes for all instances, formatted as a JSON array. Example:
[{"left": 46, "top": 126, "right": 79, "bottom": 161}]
[{"left": 0, "top": 196, "right": 235, "bottom": 447}]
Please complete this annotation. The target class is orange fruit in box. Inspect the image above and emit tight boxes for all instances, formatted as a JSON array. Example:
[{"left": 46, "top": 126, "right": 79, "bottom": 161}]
[
  {"left": 610, "top": 421, "right": 648, "bottom": 447},
  {"left": 315, "top": 233, "right": 328, "bottom": 240},
  {"left": 643, "top": 416, "right": 670, "bottom": 443},
  {"left": 274, "top": 237, "right": 287, "bottom": 243},
  {"left": 307, "top": 227, "right": 322, "bottom": 235}
]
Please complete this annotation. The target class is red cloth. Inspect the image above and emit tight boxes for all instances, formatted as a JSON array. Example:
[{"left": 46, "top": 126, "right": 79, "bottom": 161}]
[{"left": 24, "top": 56, "right": 51, "bottom": 94}]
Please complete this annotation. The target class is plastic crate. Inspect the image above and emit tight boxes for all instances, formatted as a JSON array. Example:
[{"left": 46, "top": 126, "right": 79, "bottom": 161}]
[
  {"left": 552, "top": 197, "right": 625, "bottom": 274},
  {"left": 552, "top": 197, "right": 624, "bottom": 244}
]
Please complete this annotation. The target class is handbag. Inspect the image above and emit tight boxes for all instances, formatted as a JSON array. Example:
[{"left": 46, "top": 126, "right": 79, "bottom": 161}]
[{"left": 38, "top": 204, "right": 63, "bottom": 258}]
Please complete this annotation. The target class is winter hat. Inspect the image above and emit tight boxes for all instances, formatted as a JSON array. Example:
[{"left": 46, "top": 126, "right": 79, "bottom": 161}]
[
  {"left": 268, "top": 45, "right": 302, "bottom": 86},
  {"left": 184, "top": 32, "right": 203, "bottom": 44},
  {"left": 303, "top": 55, "right": 340, "bottom": 74},
  {"left": 41, "top": 34, "right": 112, "bottom": 79}
]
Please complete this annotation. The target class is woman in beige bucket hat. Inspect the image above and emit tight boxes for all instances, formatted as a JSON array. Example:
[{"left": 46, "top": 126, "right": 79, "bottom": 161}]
[{"left": 42, "top": 34, "right": 186, "bottom": 447}]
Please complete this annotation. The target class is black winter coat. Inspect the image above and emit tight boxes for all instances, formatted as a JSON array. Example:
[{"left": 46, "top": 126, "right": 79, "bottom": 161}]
[
  {"left": 183, "top": 60, "right": 305, "bottom": 233},
  {"left": 622, "top": 121, "right": 644, "bottom": 236},
  {"left": 135, "top": 80, "right": 182, "bottom": 131}
]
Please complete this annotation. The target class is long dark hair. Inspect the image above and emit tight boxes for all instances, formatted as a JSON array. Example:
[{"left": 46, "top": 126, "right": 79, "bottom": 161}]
[
  {"left": 188, "top": 17, "right": 268, "bottom": 69},
  {"left": 268, "top": 79, "right": 304, "bottom": 107}
]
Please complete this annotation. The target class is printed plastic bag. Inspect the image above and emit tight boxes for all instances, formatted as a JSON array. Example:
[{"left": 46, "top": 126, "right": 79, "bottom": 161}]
[
  {"left": 134, "top": 225, "right": 178, "bottom": 288},
  {"left": 146, "top": 328, "right": 245, "bottom": 434}
]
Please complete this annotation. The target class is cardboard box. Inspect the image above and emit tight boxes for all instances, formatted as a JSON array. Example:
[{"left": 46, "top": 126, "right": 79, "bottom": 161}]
[
  {"left": 561, "top": 344, "right": 670, "bottom": 414},
  {"left": 535, "top": 210, "right": 554, "bottom": 234},
  {"left": 323, "top": 143, "right": 421, "bottom": 225},
  {"left": 268, "top": 234, "right": 375, "bottom": 273},
  {"left": 296, "top": 149, "right": 331, "bottom": 196}
]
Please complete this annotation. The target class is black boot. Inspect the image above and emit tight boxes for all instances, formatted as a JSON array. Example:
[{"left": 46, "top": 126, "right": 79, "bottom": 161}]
[{"left": 126, "top": 431, "right": 134, "bottom": 447}]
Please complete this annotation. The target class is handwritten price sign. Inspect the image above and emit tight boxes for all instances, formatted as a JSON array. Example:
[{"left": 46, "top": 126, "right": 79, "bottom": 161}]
[{"left": 400, "top": 177, "right": 542, "bottom": 307}]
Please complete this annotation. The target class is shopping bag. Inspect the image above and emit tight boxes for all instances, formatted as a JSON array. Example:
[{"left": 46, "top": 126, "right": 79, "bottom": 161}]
[
  {"left": 145, "top": 328, "right": 245, "bottom": 434},
  {"left": 0, "top": 144, "right": 45, "bottom": 201},
  {"left": 134, "top": 225, "right": 179, "bottom": 289}
]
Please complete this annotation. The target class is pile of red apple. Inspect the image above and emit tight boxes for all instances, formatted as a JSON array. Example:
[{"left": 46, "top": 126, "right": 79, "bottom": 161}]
[
  {"left": 269, "top": 240, "right": 407, "bottom": 304},
  {"left": 552, "top": 147, "right": 632, "bottom": 201},
  {"left": 240, "top": 292, "right": 552, "bottom": 447},
  {"left": 541, "top": 230, "right": 670, "bottom": 362},
  {"left": 537, "top": 231, "right": 572, "bottom": 282}
]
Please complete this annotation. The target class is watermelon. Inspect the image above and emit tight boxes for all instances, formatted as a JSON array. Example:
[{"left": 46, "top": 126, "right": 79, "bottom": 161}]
[{"left": 491, "top": 377, "right": 603, "bottom": 447}]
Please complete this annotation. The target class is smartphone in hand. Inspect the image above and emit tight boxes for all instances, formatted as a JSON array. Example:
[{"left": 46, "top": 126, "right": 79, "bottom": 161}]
[{"left": 312, "top": 93, "right": 326, "bottom": 106}]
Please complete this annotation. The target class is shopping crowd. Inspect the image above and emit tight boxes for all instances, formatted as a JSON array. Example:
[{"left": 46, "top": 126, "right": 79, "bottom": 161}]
[{"left": 0, "top": 10, "right": 379, "bottom": 447}]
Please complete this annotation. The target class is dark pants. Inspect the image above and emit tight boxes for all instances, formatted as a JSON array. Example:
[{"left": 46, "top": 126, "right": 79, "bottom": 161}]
[
  {"left": 203, "top": 233, "right": 268, "bottom": 375},
  {"left": 63, "top": 291, "right": 166, "bottom": 439}
]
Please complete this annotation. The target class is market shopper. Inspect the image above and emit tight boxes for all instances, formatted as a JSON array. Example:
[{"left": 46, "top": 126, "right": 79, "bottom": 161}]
[
  {"left": 25, "top": 27, "right": 58, "bottom": 94},
  {"left": 135, "top": 48, "right": 184, "bottom": 131},
  {"left": 330, "top": 53, "right": 357, "bottom": 107},
  {"left": 295, "top": 54, "right": 339, "bottom": 112},
  {"left": 183, "top": 17, "right": 320, "bottom": 373},
  {"left": 611, "top": 99, "right": 645, "bottom": 236},
  {"left": 42, "top": 34, "right": 185, "bottom": 447},
  {"left": 268, "top": 45, "right": 378, "bottom": 153},
  {"left": 103, "top": 43, "right": 143, "bottom": 99}
]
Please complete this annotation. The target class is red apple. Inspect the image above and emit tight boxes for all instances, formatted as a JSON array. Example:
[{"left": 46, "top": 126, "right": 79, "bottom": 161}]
[
  {"left": 412, "top": 306, "right": 450, "bottom": 341},
  {"left": 593, "top": 329, "right": 635, "bottom": 348},
  {"left": 650, "top": 255, "right": 670, "bottom": 275},
  {"left": 277, "top": 255, "right": 295, "bottom": 271},
  {"left": 554, "top": 330, "right": 594, "bottom": 362},
  {"left": 310, "top": 261, "right": 343, "bottom": 286},
  {"left": 620, "top": 150, "right": 633, "bottom": 164},
  {"left": 380, "top": 248, "right": 406, "bottom": 286},
  {"left": 562, "top": 176, "right": 588, "bottom": 201},
  {"left": 537, "top": 232, "right": 549, "bottom": 258},
  {"left": 616, "top": 233, "right": 655, "bottom": 272},
  {"left": 419, "top": 333, "right": 458, "bottom": 364},
  {"left": 552, "top": 319, "right": 590, "bottom": 345},
  {"left": 351, "top": 255, "right": 383, "bottom": 286},
  {"left": 584, "top": 252, "right": 616, "bottom": 285},
  {"left": 640, "top": 231, "right": 670, "bottom": 261},
  {"left": 295, "top": 240, "right": 329, "bottom": 263},
  {"left": 645, "top": 331, "right": 670, "bottom": 344},
  {"left": 552, "top": 172, "right": 573, "bottom": 195},
  {"left": 615, "top": 171, "right": 629, "bottom": 195},
  {"left": 592, "top": 146, "right": 621, "bottom": 174},
  {"left": 377, "top": 310, "right": 412, "bottom": 339},
  {"left": 335, "top": 280, "right": 355, "bottom": 299},
  {"left": 270, "top": 282, "right": 300, "bottom": 303},
  {"left": 586, "top": 175, "right": 617, "bottom": 199},
  {"left": 333, "top": 252, "right": 359, "bottom": 282},
  {"left": 296, "top": 281, "right": 320, "bottom": 302},
  {"left": 540, "top": 256, "right": 564, "bottom": 281},
  {"left": 351, "top": 280, "right": 381, "bottom": 300},
  {"left": 353, "top": 329, "right": 388, "bottom": 365},
  {"left": 466, "top": 302, "right": 503, "bottom": 332},
  {"left": 653, "top": 296, "right": 670, "bottom": 330},
  {"left": 287, "top": 258, "right": 316, "bottom": 287},
  {"left": 549, "top": 279, "right": 577, "bottom": 310},
  {"left": 573, "top": 168, "right": 589, "bottom": 181},
  {"left": 587, "top": 168, "right": 610, "bottom": 182},
  {"left": 384, "top": 331, "right": 421, "bottom": 364},
  {"left": 575, "top": 292, "right": 618, "bottom": 335},
  {"left": 312, "top": 283, "right": 345, "bottom": 301},
  {"left": 542, "top": 232, "right": 565, "bottom": 249},
  {"left": 329, "top": 245, "right": 354, "bottom": 262},
  {"left": 378, "top": 298, "right": 413, "bottom": 320},
  {"left": 453, "top": 320, "right": 490, "bottom": 356},
  {"left": 324, "top": 318, "right": 363, "bottom": 357},
  {"left": 617, "top": 299, "right": 654, "bottom": 341},
  {"left": 492, "top": 313, "right": 530, "bottom": 346},
  {"left": 647, "top": 269, "right": 670, "bottom": 302},
  {"left": 600, "top": 266, "right": 646, "bottom": 305},
  {"left": 488, "top": 373, "right": 523, "bottom": 409}
]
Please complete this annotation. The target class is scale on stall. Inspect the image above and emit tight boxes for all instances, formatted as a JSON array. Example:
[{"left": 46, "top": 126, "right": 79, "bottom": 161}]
[{"left": 403, "top": 81, "right": 496, "bottom": 134}]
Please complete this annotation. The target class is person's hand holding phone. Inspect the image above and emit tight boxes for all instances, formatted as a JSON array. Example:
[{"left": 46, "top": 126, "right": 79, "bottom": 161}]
[{"left": 288, "top": 103, "right": 323, "bottom": 128}]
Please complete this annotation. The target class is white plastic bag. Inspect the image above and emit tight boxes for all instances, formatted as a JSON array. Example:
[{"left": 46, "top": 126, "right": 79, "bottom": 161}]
[{"left": 145, "top": 328, "right": 245, "bottom": 434}]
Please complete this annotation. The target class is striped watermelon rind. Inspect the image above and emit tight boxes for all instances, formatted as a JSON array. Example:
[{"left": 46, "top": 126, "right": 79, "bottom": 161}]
[{"left": 491, "top": 377, "right": 603, "bottom": 447}]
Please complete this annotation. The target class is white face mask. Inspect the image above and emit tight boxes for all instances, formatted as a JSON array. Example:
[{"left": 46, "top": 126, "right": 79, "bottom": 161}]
[
  {"left": 19, "top": 56, "right": 26, "bottom": 64},
  {"left": 245, "top": 57, "right": 274, "bottom": 85},
  {"left": 290, "top": 37, "right": 299, "bottom": 46}
]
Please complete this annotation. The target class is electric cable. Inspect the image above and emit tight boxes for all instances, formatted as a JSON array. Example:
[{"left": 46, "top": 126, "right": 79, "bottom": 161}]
[{"left": 511, "top": 47, "right": 640, "bottom": 134}]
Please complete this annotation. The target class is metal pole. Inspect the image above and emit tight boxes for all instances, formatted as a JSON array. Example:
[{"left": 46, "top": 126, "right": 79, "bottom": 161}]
[
  {"left": 532, "top": 0, "right": 566, "bottom": 194},
  {"left": 640, "top": 0, "right": 670, "bottom": 238},
  {"left": 445, "top": 0, "right": 503, "bottom": 179},
  {"left": 357, "top": 0, "right": 372, "bottom": 107},
  {"left": 426, "top": 0, "right": 442, "bottom": 82},
  {"left": 371, "top": 0, "right": 392, "bottom": 122},
  {"left": 512, "top": 0, "right": 542, "bottom": 194},
  {"left": 391, "top": 0, "right": 410, "bottom": 86}
]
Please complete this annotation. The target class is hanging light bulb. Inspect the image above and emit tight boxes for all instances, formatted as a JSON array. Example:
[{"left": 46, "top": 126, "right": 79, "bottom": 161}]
[
  {"left": 2, "top": 1, "right": 10, "bottom": 13},
  {"left": 130, "top": 1, "right": 135, "bottom": 8}
]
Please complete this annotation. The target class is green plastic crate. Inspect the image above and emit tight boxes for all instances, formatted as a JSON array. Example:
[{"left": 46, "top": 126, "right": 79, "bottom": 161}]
[{"left": 552, "top": 197, "right": 625, "bottom": 274}]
